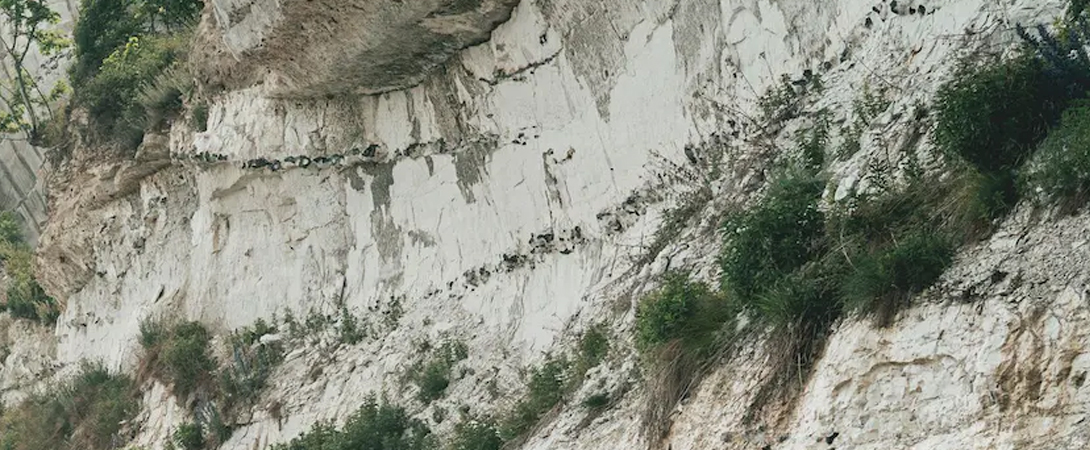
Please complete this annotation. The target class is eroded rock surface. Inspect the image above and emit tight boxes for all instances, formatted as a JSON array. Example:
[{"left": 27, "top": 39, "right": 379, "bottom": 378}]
[{"left": 194, "top": 0, "right": 521, "bottom": 97}]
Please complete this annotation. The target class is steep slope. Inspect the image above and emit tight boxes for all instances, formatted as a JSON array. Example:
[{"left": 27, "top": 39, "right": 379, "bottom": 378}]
[{"left": 14, "top": 0, "right": 1084, "bottom": 449}]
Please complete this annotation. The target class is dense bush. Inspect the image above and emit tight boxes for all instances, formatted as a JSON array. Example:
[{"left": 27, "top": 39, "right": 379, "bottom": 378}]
[
  {"left": 172, "top": 422, "right": 204, "bottom": 450},
  {"left": 337, "top": 306, "right": 365, "bottom": 345},
  {"left": 72, "top": 0, "right": 201, "bottom": 84},
  {"left": 77, "top": 34, "right": 190, "bottom": 149},
  {"left": 840, "top": 232, "right": 954, "bottom": 316},
  {"left": 190, "top": 100, "right": 209, "bottom": 131},
  {"left": 752, "top": 265, "right": 836, "bottom": 327},
  {"left": 932, "top": 53, "right": 1064, "bottom": 173},
  {"left": 635, "top": 275, "right": 723, "bottom": 349},
  {"left": 1022, "top": 101, "right": 1090, "bottom": 206},
  {"left": 71, "top": 0, "right": 143, "bottom": 87},
  {"left": 70, "top": 0, "right": 202, "bottom": 151},
  {"left": 828, "top": 179, "right": 967, "bottom": 321},
  {"left": 138, "top": 0, "right": 203, "bottom": 31},
  {"left": 2, "top": 250, "right": 58, "bottom": 323},
  {"left": 138, "top": 316, "right": 165, "bottom": 348},
  {"left": 271, "top": 398, "right": 435, "bottom": 450},
  {"left": 797, "top": 112, "right": 830, "bottom": 170},
  {"left": 758, "top": 73, "right": 823, "bottom": 123},
  {"left": 720, "top": 170, "right": 825, "bottom": 303},
  {"left": 1018, "top": 19, "right": 1090, "bottom": 100},
  {"left": 142, "top": 321, "right": 216, "bottom": 399},
  {"left": 581, "top": 393, "right": 610, "bottom": 409},
  {"left": 138, "top": 65, "right": 194, "bottom": 129},
  {"left": 0, "top": 363, "right": 138, "bottom": 450},
  {"left": 0, "top": 212, "right": 21, "bottom": 245}
]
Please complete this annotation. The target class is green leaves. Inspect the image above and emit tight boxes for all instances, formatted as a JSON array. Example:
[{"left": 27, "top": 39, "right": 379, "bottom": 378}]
[
  {"left": 720, "top": 171, "right": 826, "bottom": 303},
  {"left": 0, "top": 0, "right": 71, "bottom": 141},
  {"left": 272, "top": 398, "right": 436, "bottom": 450},
  {"left": 933, "top": 54, "right": 1063, "bottom": 173}
]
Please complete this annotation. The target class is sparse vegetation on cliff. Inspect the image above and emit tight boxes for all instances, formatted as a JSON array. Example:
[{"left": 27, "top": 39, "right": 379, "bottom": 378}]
[
  {"left": 220, "top": 319, "right": 284, "bottom": 409},
  {"left": 0, "top": 212, "right": 58, "bottom": 324},
  {"left": 450, "top": 419, "right": 502, "bottom": 450},
  {"left": 1022, "top": 101, "right": 1090, "bottom": 207},
  {"left": 0, "top": 363, "right": 139, "bottom": 450},
  {"left": 140, "top": 320, "right": 216, "bottom": 399},
  {"left": 410, "top": 340, "right": 468, "bottom": 404},
  {"left": 137, "top": 318, "right": 286, "bottom": 448},
  {"left": 271, "top": 398, "right": 436, "bottom": 450}
]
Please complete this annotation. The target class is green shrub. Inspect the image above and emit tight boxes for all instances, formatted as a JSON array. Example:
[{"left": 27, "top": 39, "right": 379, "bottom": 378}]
[
  {"left": 237, "top": 318, "right": 276, "bottom": 346},
  {"left": 840, "top": 232, "right": 954, "bottom": 315},
  {"left": 0, "top": 238, "right": 59, "bottom": 324},
  {"left": 450, "top": 419, "right": 501, "bottom": 450},
  {"left": 412, "top": 341, "right": 468, "bottom": 404},
  {"left": 137, "top": 64, "right": 193, "bottom": 129},
  {"left": 271, "top": 398, "right": 435, "bottom": 450},
  {"left": 837, "top": 85, "right": 890, "bottom": 158},
  {"left": 758, "top": 73, "right": 822, "bottom": 123},
  {"left": 797, "top": 112, "right": 830, "bottom": 170},
  {"left": 577, "top": 325, "right": 609, "bottom": 369},
  {"left": 970, "top": 169, "right": 1019, "bottom": 222},
  {"left": 752, "top": 265, "right": 837, "bottom": 327},
  {"left": 337, "top": 306, "right": 365, "bottom": 345},
  {"left": 3, "top": 272, "right": 57, "bottom": 323},
  {"left": 303, "top": 308, "right": 330, "bottom": 338},
  {"left": 0, "top": 212, "right": 22, "bottom": 245},
  {"left": 881, "top": 234, "right": 955, "bottom": 292},
  {"left": 1022, "top": 101, "right": 1090, "bottom": 206},
  {"left": 498, "top": 357, "right": 568, "bottom": 441},
  {"left": 933, "top": 53, "right": 1065, "bottom": 173},
  {"left": 720, "top": 170, "right": 825, "bottom": 303},
  {"left": 0, "top": 212, "right": 57, "bottom": 324},
  {"left": 635, "top": 275, "right": 722, "bottom": 349},
  {"left": 191, "top": 100, "right": 209, "bottom": 132},
  {"left": 581, "top": 393, "right": 610, "bottom": 410},
  {"left": 139, "top": 317, "right": 165, "bottom": 348},
  {"left": 0, "top": 363, "right": 138, "bottom": 450},
  {"left": 824, "top": 179, "right": 966, "bottom": 322},
  {"left": 70, "top": 0, "right": 202, "bottom": 150},
  {"left": 173, "top": 422, "right": 203, "bottom": 450},
  {"left": 77, "top": 33, "right": 189, "bottom": 149},
  {"left": 138, "top": 0, "right": 203, "bottom": 31},
  {"left": 415, "top": 362, "right": 451, "bottom": 404},
  {"left": 159, "top": 321, "right": 216, "bottom": 399}
]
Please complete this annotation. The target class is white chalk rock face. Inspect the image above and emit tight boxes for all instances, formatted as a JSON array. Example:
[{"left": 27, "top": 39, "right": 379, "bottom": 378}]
[{"left": 24, "top": 0, "right": 1089, "bottom": 448}]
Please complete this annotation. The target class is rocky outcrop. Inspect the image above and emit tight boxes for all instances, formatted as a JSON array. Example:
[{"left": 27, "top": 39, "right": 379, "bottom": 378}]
[{"left": 193, "top": 0, "right": 522, "bottom": 97}]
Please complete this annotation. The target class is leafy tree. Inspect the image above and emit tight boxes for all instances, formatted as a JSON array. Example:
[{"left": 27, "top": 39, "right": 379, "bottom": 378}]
[
  {"left": 70, "top": 0, "right": 141, "bottom": 86},
  {"left": 137, "top": 0, "right": 202, "bottom": 32},
  {"left": 0, "top": 0, "right": 70, "bottom": 142}
]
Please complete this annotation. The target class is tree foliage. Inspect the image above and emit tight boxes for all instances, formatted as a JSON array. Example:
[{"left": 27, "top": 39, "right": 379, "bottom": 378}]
[{"left": 0, "top": 0, "right": 70, "bottom": 142}]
